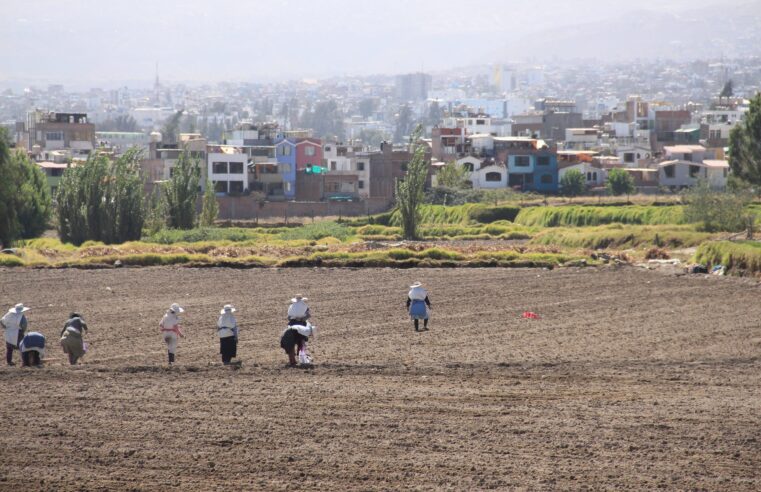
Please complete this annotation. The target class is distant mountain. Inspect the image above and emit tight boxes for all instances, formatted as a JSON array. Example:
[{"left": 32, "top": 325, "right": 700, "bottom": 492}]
[{"left": 502, "top": 1, "right": 761, "bottom": 62}]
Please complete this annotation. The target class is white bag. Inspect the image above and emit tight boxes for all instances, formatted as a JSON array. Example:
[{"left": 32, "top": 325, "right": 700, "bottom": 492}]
[
  {"left": 298, "top": 344, "right": 312, "bottom": 365},
  {"left": 294, "top": 322, "right": 316, "bottom": 338}
]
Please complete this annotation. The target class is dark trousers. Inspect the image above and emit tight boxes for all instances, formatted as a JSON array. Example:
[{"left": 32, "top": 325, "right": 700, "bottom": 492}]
[
  {"left": 6, "top": 343, "right": 16, "bottom": 365},
  {"left": 220, "top": 336, "right": 237, "bottom": 365},
  {"left": 21, "top": 351, "right": 41, "bottom": 367},
  {"left": 414, "top": 319, "right": 429, "bottom": 331}
]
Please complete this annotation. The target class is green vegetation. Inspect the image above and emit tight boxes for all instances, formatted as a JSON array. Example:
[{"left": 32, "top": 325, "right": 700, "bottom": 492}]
[
  {"left": 144, "top": 227, "right": 283, "bottom": 244},
  {"left": 560, "top": 169, "right": 585, "bottom": 197},
  {"left": 607, "top": 168, "right": 635, "bottom": 196},
  {"left": 515, "top": 205, "right": 685, "bottom": 228},
  {"left": 57, "top": 148, "right": 145, "bottom": 245},
  {"left": 199, "top": 179, "right": 219, "bottom": 227},
  {"left": 0, "top": 130, "right": 53, "bottom": 247},
  {"left": 531, "top": 224, "right": 711, "bottom": 249},
  {"left": 729, "top": 93, "right": 761, "bottom": 185},
  {"left": 279, "top": 222, "right": 352, "bottom": 242},
  {"left": 395, "top": 125, "right": 428, "bottom": 239},
  {"left": 163, "top": 148, "right": 201, "bottom": 229},
  {"left": 435, "top": 162, "right": 470, "bottom": 189},
  {"left": 694, "top": 241, "right": 761, "bottom": 274},
  {"left": 682, "top": 180, "right": 751, "bottom": 232}
]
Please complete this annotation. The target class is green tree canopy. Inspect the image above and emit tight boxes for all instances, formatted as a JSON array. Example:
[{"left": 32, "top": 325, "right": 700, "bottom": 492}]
[
  {"left": 560, "top": 169, "right": 586, "bottom": 197},
  {"left": 436, "top": 161, "right": 469, "bottom": 189},
  {"left": 57, "top": 149, "right": 145, "bottom": 245},
  {"left": 199, "top": 179, "right": 219, "bottom": 227},
  {"left": 607, "top": 168, "right": 635, "bottom": 196},
  {"left": 163, "top": 148, "right": 201, "bottom": 229},
  {"left": 729, "top": 93, "right": 761, "bottom": 185},
  {"left": 12, "top": 151, "right": 52, "bottom": 239},
  {"left": 395, "top": 125, "right": 428, "bottom": 239}
]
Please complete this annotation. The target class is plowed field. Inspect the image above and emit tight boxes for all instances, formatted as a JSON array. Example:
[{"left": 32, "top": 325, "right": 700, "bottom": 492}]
[{"left": 0, "top": 266, "right": 759, "bottom": 490}]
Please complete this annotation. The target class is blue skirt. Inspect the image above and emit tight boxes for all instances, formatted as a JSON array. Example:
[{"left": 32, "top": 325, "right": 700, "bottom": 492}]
[{"left": 409, "top": 300, "right": 429, "bottom": 320}]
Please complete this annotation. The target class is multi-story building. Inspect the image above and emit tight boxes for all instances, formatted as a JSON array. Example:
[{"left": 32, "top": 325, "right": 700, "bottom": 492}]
[
  {"left": 26, "top": 111, "right": 95, "bottom": 155},
  {"left": 207, "top": 145, "right": 249, "bottom": 195},
  {"left": 658, "top": 145, "right": 728, "bottom": 190},
  {"left": 492, "top": 137, "right": 558, "bottom": 193}
]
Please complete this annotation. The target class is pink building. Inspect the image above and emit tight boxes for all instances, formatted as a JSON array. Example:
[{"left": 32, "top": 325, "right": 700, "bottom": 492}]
[{"left": 295, "top": 138, "right": 323, "bottom": 171}]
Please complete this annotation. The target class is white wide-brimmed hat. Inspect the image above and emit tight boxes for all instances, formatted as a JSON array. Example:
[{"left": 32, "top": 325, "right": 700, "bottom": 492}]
[
  {"left": 169, "top": 303, "right": 185, "bottom": 313},
  {"left": 220, "top": 304, "right": 236, "bottom": 314},
  {"left": 409, "top": 282, "right": 423, "bottom": 288},
  {"left": 8, "top": 303, "right": 30, "bottom": 314},
  {"left": 291, "top": 294, "right": 308, "bottom": 302}
]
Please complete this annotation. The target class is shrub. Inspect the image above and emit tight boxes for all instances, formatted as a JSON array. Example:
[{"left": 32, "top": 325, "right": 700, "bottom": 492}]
[
  {"left": 607, "top": 168, "right": 635, "bottom": 196},
  {"left": 694, "top": 241, "right": 761, "bottom": 274},
  {"left": 560, "top": 169, "right": 586, "bottom": 197},
  {"left": 163, "top": 148, "right": 201, "bottom": 230},
  {"left": 0, "top": 255, "right": 24, "bottom": 267},
  {"left": 515, "top": 205, "right": 685, "bottom": 227},
  {"left": 682, "top": 181, "right": 751, "bottom": 232}
]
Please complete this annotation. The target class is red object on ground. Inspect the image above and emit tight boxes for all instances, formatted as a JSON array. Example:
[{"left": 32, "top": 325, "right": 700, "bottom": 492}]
[{"left": 522, "top": 311, "right": 540, "bottom": 319}]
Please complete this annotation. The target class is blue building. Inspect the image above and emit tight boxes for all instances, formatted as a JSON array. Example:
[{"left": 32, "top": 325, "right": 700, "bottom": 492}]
[
  {"left": 494, "top": 137, "right": 558, "bottom": 193},
  {"left": 274, "top": 137, "right": 297, "bottom": 199}
]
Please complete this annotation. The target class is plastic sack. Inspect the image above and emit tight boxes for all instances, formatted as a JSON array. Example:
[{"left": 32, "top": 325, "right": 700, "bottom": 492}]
[
  {"left": 294, "top": 322, "right": 316, "bottom": 338},
  {"left": 298, "top": 344, "right": 312, "bottom": 365}
]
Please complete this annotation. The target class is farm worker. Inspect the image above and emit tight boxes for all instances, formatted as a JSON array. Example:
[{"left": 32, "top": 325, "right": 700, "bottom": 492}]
[
  {"left": 19, "top": 331, "right": 46, "bottom": 367},
  {"left": 60, "top": 312, "right": 88, "bottom": 365},
  {"left": 280, "top": 322, "right": 315, "bottom": 367},
  {"left": 287, "top": 294, "right": 311, "bottom": 326},
  {"left": 1, "top": 303, "right": 29, "bottom": 366},
  {"left": 406, "top": 282, "right": 431, "bottom": 332},
  {"left": 217, "top": 304, "right": 238, "bottom": 365},
  {"left": 160, "top": 303, "right": 185, "bottom": 365}
]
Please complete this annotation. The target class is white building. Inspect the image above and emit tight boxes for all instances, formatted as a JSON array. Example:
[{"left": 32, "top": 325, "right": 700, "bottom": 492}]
[{"left": 207, "top": 145, "right": 249, "bottom": 195}]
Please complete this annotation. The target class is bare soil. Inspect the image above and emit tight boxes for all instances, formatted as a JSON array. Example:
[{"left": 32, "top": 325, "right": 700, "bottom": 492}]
[{"left": 0, "top": 266, "right": 759, "bottom": 491}]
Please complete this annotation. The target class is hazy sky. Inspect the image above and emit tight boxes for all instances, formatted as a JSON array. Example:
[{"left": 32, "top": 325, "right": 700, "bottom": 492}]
[{"left": 0, "top": 0, "right": 748, "bottom": 87}]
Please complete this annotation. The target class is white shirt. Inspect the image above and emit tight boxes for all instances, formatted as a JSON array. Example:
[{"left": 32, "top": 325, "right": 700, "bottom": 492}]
[
  {"left": 217, "top": 313, "right": 237, "bottom": 338},
  {"left": 1, "top": 311, "right": 24, "bottom": 346},
  {"left": 288, "top": 300, "right": 309, "bottom": 319},
  {"left": 408, "top": 286, "right": 428, "bottom": 301},
  {"left": 160, "top": 312, "right": 180, "bottom": 330}
]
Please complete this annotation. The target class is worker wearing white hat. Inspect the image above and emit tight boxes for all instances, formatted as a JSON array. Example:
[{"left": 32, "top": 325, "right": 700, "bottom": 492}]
[
  {"left": 159, "top": 303, "right": 185, "bottom": 365},
  {"left": 217, "top": 304, "right": 238, "bottom": 365},
  {"left": 1, "top": 303, "right": 30, "bottom": 366},
  {"left": 287, "top": 294, "right": 311, "bottom": 326},
  {"left": 406, "top": 282, "right": 431, "bottom": 332}
]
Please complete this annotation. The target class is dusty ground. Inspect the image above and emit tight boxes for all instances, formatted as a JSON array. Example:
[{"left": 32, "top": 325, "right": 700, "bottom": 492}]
[{"left": 0, "top": 266, "right": 759, "bottom": 491}]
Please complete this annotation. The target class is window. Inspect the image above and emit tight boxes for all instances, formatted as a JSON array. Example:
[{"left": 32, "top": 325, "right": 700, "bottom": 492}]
[
  {"left": 229, "top": 181, "right": 244, "bottom": 193},
  {"left": 592, "top": 172, "right": 597, "bottom": 181},
  {"left": 540, "top": 174, "right": 553, "bottom": 184},
  {"left": 305, "top": 145, "right": 316, "bottom": 156},
  {"left": 485, "top": 172, "right": 502, "bottom": 182},
  {"left": 214, "top": 181, "right": 228, "bottom": 193},
  {"left": 279, "top": 164, "right": 291, "bottom": 174},
  {"left": 213, "top": 162, "right": 227, "bottom": 174},
  {"left": 357, "top": 161, "right": 365, "bottom": 171},
  {"left": 46, "top": 131, "right": 63, "bottom": 141},
  {"left": 476, "top": 119, "right": 485, "bottom": 125},
  {"left": 358, "top": 180, "right": 364, "bottom": 189},
  {"left": 463, "top": 162, "right": 474, "bottom": 172},
  {"left": 537, "top": 156, "right": 550, "bottom": 166},
  {"left": 51, "top": 168, "right": 64, "bottom": 177},
  {"left": 229, "top": 162, "right": 244, "bottom": 174},
  {"left": 514, "top": 156, "right": 530, "bottom": 167},
  {"left": 723, "top": 168, "right": 728, "bottom": 178},
  {"left": 664, "top": 165, "right": 675, "bottom": 179},
  {"left": 325, "top": 146, "right": 331, "bottom": 152},
  {"left": 683, "top": 153, "right": 692, "bottom": 162},
  {"left": 279, "top": 144, "right": 291, "bottom": 156},
  {"left": 587, "top": 172, "right": 592, "bottom": 181},
  {"left": 624, "top": 153, "right": 635, "bottom": 163},
  {"left": 330, "top": 161, "right": 337, "bottom": 171},
  {"left": 689, "top": 165, "right": 701, "bottom": 178}
]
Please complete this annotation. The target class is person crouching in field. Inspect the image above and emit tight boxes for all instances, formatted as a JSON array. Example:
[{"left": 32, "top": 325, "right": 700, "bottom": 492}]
[
  {"left": 60, "top": 312, "right": 88, "bottom": 365},
  {"left": 407, "top": 282, "right": 431, "bottom": 332},
  {"left": 160, "top": 303, "right": 185, "bottom": 365},
  {"left": 2, "top": 303, "right": 29, "bottom": 366},
  {"left": 281, "top": 294, "right": 311, "bottom": 366},
  {"left": 217, "top": 304, "right": 238, "bottom": 365},
  {"left": 19, "top": 331, "right": 46, "bottom": 367},
  {"left": 287, "top": 294, "right": 310, "bottom": 326}
]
